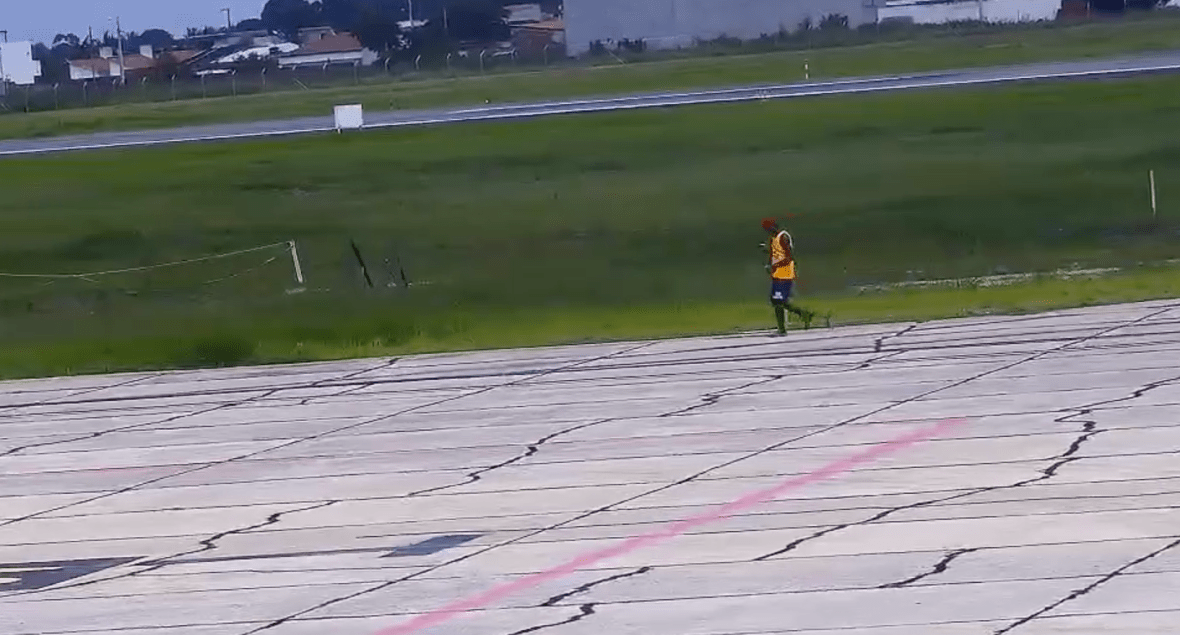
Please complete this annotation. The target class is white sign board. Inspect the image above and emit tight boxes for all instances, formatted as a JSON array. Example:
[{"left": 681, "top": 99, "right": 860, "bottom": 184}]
[
  {"left": 334, "top": 104, "right": 364, "bottom": 131},
  {"left": 0, "top": 42, "right": 42, "bottom": 86}
]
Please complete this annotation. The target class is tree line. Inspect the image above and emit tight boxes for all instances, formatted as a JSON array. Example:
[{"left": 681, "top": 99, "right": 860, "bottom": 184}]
[
  {"left": 260, "top": 0, "right": 521, "bottom": 56},
  {"left": 30, "top": 0, "right": 543, "bottom": 83}
]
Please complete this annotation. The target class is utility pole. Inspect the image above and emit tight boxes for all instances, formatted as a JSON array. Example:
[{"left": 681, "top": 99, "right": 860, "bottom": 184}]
[
  {"left": 117, "top": 17, "right": 126, "bottom": 85},
  {"left": 407, "top": 0, "right": 415, "bottom": 23},
  {"left": 222, "top": 7, "right": 232, "bottom": 31},
  {"left": 0, "top": 31, "right": 6, "bottom": 97}
]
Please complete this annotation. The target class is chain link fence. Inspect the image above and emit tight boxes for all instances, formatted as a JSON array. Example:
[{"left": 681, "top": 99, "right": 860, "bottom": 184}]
[{"left": 0, "top": 47, "right": 569, "bottom": 114}]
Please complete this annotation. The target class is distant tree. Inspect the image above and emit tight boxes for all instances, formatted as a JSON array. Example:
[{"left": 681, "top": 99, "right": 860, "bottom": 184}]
[
  {"left": 31, "top": 42, "right": 71, "bottom": 83},
  {"left": 353, "top": 5, "right": 407, "bottom": 53},
  {"left": 236, "top": 18, "right": 268, "bottom": 31},
  {"left": 52, "top": 33, "right": 82, "bottom": 50},
  {"left": 261, "top": 0, "right": 324, "bottom": 39},
  {"left": 425, "top": 0, "right": 509, "bottom": 43},
  {"left": 320, "top": 0, "right": 412, "bottom": 31},
  {"left": 320, "top": 0, "right": 365, "bottom": 30},
  {"left": 539, "top": 0, "right": 561, "bottom": 17},
  {"left": 819, "top": 13, "right": 850, "bottom": 31},
  {"left": 132, "top": 29, "right": 177, "bottom": 50},
  {"left": 186, "top": 26, "right": 223, "bottom": 37},
  {"left": 1091, "top": 0, "right": 1171, "bottom": 10}
]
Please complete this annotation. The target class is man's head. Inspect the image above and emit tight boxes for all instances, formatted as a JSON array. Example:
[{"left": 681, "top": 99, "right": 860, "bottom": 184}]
[{"left": 761, "top": 218, "right": 779, "bottom": 234}]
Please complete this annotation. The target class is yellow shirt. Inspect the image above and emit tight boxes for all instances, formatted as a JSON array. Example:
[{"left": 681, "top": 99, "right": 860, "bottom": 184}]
[{"left": 770, "top": 230, "right": 796, "bottom": 280}]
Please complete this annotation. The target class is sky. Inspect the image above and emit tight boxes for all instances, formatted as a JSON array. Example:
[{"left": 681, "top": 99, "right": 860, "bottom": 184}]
[{"left": 5, "top": 0, "right": 267, "bottom": 45}]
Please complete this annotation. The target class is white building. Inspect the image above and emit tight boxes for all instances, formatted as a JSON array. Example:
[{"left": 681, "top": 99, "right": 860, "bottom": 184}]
[
  {"left": 277, "top": 33, "right": 379, "bottom": 68},
  {"left": 0, "top": 41, "right": 43, "bottom": 86},
  {"left": 215, "top": 42, "right": 300, "bottom": 65},
  {"left": 878, "top": 0, "right": 1061, "bottom": 24},
  {"left": 505, "top": 3, "right": 545, "bottom": 25},
  {"left": 564, "top": 0, "right": 880, "bottom": 55},
  {"left": 67, "top": 46, "right": 157, "bottom": 82}
]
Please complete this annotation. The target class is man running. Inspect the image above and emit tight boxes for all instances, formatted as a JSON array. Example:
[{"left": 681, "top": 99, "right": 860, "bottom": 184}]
[{"left": 762, "top": 218, "right": 815, "bottom": 335}]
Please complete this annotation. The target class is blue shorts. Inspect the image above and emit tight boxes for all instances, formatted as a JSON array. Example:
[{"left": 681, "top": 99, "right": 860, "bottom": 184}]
[{"left": 770, "top": 279, "right": 794, "bottom": 303}]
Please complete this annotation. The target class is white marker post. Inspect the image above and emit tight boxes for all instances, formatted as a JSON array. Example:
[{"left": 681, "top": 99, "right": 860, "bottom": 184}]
[
  {"left": 289, "top": 240, "right": 305, "bottom": 285},
  {"left": 804, "top": 60, "right": 810, "bottom": 81},
  {"left": 1150, "top": 170, "right": 1159, "bottom": 223}
]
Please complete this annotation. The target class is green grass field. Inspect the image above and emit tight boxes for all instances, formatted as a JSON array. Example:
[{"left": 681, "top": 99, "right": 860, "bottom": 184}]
[
  {"left": 5, "top": 13, "right": 1180, "bottom": 140},
  {"left": 3, "top": 73, "right": 1180, "bottom": 378}
]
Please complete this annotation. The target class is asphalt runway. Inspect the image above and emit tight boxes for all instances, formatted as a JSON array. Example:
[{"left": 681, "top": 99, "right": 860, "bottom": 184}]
[
  {"left": 5, "top": 50, "right": 1180, "bottom": 156},
  {"left": 3, "top": 300, "right": 1180, "bottom": 634}
]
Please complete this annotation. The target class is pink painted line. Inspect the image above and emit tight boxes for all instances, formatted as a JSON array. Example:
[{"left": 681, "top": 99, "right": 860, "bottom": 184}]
[{"left": 373, "top": 418, "right": 967, "bottom": 635}]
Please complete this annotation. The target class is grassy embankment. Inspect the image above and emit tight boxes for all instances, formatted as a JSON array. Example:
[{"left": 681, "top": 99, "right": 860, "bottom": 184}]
[
  {"left": 5, "top": 13, "right": 1180, "bottom": 139},
  {"left": 2, "top": 74, "right": 1180, "bottom": 377}
]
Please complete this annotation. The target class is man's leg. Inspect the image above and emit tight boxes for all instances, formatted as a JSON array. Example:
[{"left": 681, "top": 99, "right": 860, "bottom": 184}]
[
  {"left": 777, "top": 280, "right": 814, "bottom": 330},
  {"left": 773, "top": 302, "right": 787, "bottom": 335},
  {"left": 770, "top": 281, "right": 788, "bottom": 335},
  {"left": 785, "top": 303, "right": 815, "bottom": 329}
]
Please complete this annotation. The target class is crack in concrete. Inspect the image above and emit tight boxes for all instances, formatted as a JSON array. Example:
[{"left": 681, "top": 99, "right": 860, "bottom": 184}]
[
  {"left": 879, "top": 548, "right": 981, "bottom": 589},
  {"left": 993, "top": 536, "right": 1180, "bottom": 634},
  {"left": 156, "top": 500, "right": 341, "bottom": 565},
  {"left": 539, "top": 566, "right": 651, "bottom": 607},
  {"left": 852, "top": 349, "right": 906, "bottom": 371},
  {"left": 660, "top": 374, "right": 789, "bottom": 418},
  {"left": 874, "top": 323, "right": 920, "bottom": 354},
  {"left": 487, "top": 324, "right": 1011, "bottom": 634},
  {"left": 0, "top": 359, "right": 402, "bottom": 459},
  {"left": 0, "top": 388, "right": 287, "bottom": 459},
  {"left": 1, "top": 344, "right": 645, "bottom": 532},
  {"left": 0, "top": 372, "right": 162, "bottom": 415},
  {"left": 508, "top": 603, "right": 596, "bottom": 635},
  {"left": 5, "top": 500, "right": 339, "bottom": 598},
  {"left": 0, "top": 358, "right": 401, "bottom": 414},
  {"left": 753, "top": 373, "right": 1180, "bottom": 562},
  {"left": 405, "top": 418, "right": 618, "bottom": 498},
  {"left": 238, "top": 342, "right": 663, "bottom": 635},
  {"left": 496, "top": 313, "right": 1180, "bottom": 616},
  {"left": 294, "top": 359, "right": 399, "bottom": 406}
]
